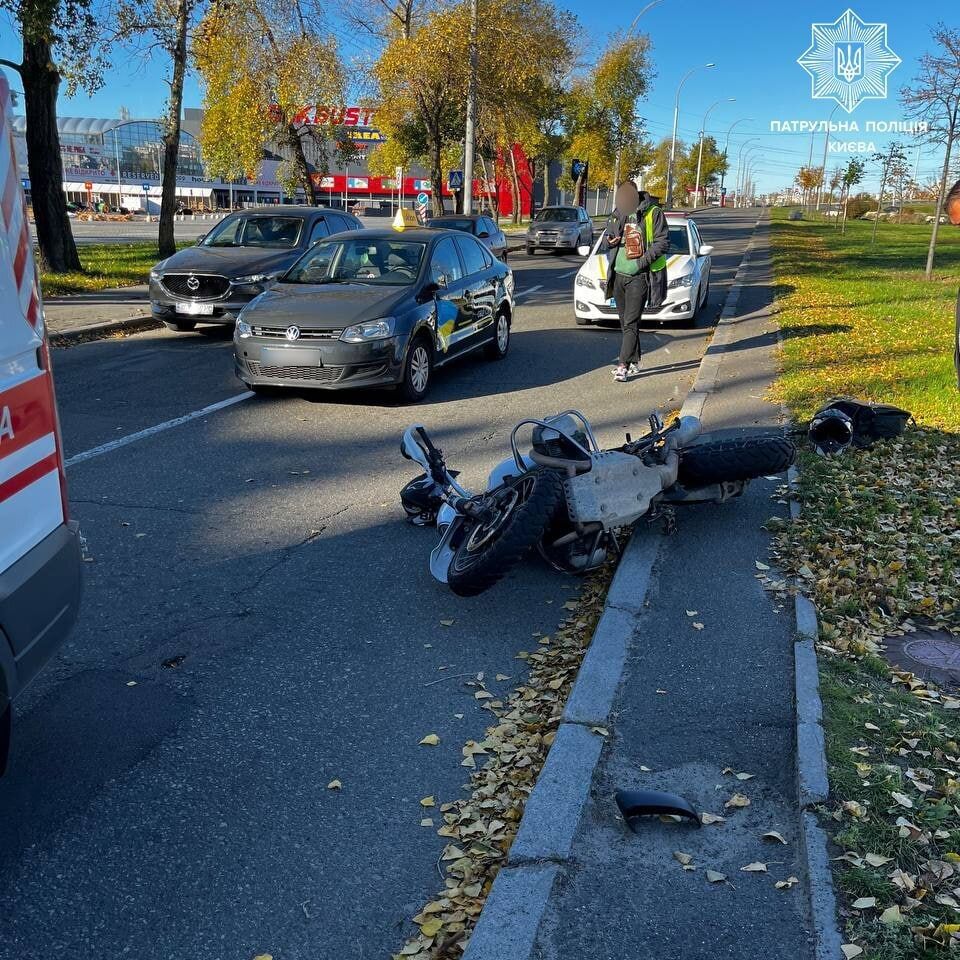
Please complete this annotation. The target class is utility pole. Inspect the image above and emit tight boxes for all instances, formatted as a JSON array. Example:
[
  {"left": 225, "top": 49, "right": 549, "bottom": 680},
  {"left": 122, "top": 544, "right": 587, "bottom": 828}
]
[
  {"left": 719, "top": 117, "right": 753, "bottom": 202},
  {"left": 667, "top": 63, "right": 715, "bottom": 207},
  {"left": 815, "top": 103, "right": 840, "bottom": 211},
  {"left": 462, "top": 0, "right": 478, "bottom": 215},
  {"left": 694, "top": 97, "right": 734, "bottom": 209}
]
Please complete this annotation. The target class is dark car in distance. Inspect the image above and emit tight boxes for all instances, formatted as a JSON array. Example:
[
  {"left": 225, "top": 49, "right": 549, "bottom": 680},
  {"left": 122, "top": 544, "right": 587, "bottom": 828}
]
[
  {"left": 234, "top": 228, "right": 514, "bottom": 402},
  {"left": 427, "top": 214, "right": 509, "bottom": 261},
  {"left": 149, "top": 205, "right": 363, "bottom": 332}
]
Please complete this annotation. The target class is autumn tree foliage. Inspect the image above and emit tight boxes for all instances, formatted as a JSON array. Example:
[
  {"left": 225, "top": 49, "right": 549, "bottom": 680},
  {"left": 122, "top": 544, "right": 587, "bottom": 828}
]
[
  {"left": 370, "top": 0, "right": 575, "bottom": 216},
  {"left": 194, "top": 0, "right": 347, "bottom": 203}
]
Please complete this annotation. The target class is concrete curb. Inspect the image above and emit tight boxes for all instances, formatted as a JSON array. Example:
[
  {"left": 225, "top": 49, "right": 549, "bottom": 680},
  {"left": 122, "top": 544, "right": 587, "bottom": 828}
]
[
  {"left": 462, "top": 215, "right": 764, "bottom": 960},
  {"left": 787, "top": 462, "right": 844, "bottom": 960},
  {"left": 48, "top": 313, "right": 160, "bottom": 346}
]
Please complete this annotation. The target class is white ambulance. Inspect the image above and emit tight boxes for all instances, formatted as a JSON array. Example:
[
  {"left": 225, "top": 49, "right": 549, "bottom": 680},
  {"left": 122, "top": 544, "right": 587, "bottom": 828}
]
[{"left": 0, "top": 75, "right": 82, "bottom": 772}]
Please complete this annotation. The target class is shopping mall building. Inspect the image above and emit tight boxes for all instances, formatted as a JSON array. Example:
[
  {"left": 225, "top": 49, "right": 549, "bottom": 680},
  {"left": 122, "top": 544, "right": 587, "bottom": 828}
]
[{"left": 10, "top": 106, "right": 535, "bottom": 214}]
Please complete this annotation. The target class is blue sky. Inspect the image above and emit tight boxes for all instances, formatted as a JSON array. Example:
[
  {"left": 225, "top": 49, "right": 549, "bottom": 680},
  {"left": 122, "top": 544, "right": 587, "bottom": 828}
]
[{"left": 0, "top": 0, "right": 952, "bottom": 192}]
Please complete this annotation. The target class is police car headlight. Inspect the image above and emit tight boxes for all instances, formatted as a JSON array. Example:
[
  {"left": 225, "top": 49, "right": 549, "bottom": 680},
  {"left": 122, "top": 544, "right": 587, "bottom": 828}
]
[
  {"left": 667, "top": 273, "right": 694, "bottom": 289},
  {"left": 234, "top": 273, "right": 276, "bottom": 285},
  {"left": 575, "top": 274, "right": 596, "bottom": 289},
  {"left": 236, "top": 317, "right": 253, "bottom": 338},
  {"left": 340, "top": 318, "right": 395, "bottom": 342}
]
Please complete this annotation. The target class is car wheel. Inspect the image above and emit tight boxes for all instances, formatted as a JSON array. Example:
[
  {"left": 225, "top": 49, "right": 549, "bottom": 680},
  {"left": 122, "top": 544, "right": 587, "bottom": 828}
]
[
  {"left": 163, "top": 320, "right": 197, "bottom": 332},
  {"left": 485, "top": 311, "right": 510, "bottom": 360},
  {"left": 400, "top": 336, "right": 432, "bottom": 402},
  {"left": 526, "top": 245, "right": 535, "bottom": 255}
]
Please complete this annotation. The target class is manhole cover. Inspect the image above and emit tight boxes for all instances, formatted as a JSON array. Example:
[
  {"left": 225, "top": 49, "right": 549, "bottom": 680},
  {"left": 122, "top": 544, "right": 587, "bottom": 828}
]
[{"left": 883, "top": 627, "right": 960, "bottom": 689}]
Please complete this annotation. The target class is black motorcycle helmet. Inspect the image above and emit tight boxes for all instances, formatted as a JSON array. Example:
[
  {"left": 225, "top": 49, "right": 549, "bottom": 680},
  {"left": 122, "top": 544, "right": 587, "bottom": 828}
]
[{"left": 809, "top": 408, "right": 854, "bottom": 455}]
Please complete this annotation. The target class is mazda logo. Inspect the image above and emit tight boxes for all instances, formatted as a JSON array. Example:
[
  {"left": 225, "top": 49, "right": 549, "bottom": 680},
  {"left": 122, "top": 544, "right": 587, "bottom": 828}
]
[
  {"left": 285, "top": 325, "right": 301, "bottom": 341},
  {"left": 186, "top": 274, "right": 200, "bottom": 291}
]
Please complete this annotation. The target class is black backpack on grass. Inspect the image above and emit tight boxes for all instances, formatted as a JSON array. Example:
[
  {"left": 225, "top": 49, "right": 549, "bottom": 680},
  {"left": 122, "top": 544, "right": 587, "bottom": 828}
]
[{"left": 815, "top": 397, "right": 914, "bottom": 448}]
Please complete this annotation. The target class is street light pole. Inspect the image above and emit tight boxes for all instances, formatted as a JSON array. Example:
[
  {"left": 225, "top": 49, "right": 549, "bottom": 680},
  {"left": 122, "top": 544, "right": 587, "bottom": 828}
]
[
  {"left": 738, "top": 150, "right": 761, "bottom": 207},
  {"left": 693, "top": 97, "right": 735, "bottom": 209},
  {"left": 733, "top": 138, "right": 758, "bottom": 208},
  {"left": 612, "top": 0, "right": 665, "bottom": 190},
  {"left": 719, "top": 117, "right": 753, "bottom": 202},
  {"left": 462, "top": 0, "right": 478, "bottom": 214},
  {"left": 666, "top": 62, "right": 715, "bottom": 208},
  {"left": 815, "top": 103, "right": 840, "bottom": 211}
]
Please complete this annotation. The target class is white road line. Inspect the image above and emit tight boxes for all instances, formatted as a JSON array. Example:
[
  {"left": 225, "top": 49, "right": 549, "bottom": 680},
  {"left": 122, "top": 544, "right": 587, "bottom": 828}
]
[
  {"left": 560, "top": 269, "right": 578, "bottom": 278},
  {"left": 65, "top": 391, "right": 254, "bottom": 469},
  {"left": 514, "top": 284, "right": 544, "bottom": 299}
]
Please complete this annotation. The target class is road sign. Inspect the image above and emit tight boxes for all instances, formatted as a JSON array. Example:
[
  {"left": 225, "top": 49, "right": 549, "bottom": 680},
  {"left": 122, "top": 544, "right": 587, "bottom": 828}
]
[
  {"left": 395, "top": 165, "right": 403, "bottom": 182},
  {"left": 142, "top": 183, "right": 150, "bottom": 192},
  {"left": 417, "top": 192, "right": 429, "bottom": 206},
  {"left": 448, "top": 170, "right": 463, "bottom": 190},
  {"left": 720, "top": 187, "right": 727, "bottom": 195},
  {"left": 83, "top": 181, "right": 93, "bottom": 190},
  {"left": 571, "top": 159, "right": 586, "bottom": 179}
]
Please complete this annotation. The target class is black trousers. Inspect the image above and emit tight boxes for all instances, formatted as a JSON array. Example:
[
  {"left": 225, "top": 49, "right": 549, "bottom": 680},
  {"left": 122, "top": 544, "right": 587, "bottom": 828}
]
[{"left": 613, "top": 272, "right": 649, "bottom": 365}]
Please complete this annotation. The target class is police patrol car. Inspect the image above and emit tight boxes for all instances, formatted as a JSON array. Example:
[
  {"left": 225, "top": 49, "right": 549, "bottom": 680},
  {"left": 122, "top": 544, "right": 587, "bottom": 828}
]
[
  {"left": 573, "top": 212, "right": 714, "bottom": 326},
  {"left": 0, "top": 75, "right": 82, "bottom": 772}
]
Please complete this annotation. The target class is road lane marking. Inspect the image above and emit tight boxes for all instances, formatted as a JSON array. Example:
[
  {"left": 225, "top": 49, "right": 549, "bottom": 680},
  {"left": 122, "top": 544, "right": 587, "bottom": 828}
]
[
  {"left": 560, "top": 269, "right": 578, "bottom": 278},
  {"left": 65, "top": 391, "right": 254, "bottom": 468},
  {"left": 514, "top": 285, "right": 544, "bottom": 300}
]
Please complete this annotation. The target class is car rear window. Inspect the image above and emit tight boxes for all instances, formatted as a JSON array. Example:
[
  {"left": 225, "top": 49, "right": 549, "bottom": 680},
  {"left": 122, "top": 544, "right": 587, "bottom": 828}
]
[
  {"left": 203, "top": 215, "right": 303, "bottom": 248},
  {"left": 432, "top": 219, "right": 474, "bottom": 233}
]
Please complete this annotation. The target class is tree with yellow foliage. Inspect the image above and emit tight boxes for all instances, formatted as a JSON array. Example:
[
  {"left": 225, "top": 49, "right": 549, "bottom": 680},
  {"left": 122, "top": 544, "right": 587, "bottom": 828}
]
[{"left": 194, "top": 0, "right": 347, "bottom": 203}]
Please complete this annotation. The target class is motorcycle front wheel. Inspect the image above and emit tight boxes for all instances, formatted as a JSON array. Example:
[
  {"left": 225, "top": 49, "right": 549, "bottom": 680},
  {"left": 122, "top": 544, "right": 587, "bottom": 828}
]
[
  {"left": 677, "top": 435, "right": 795, "bottom": 487},
  {"left": 447, "top": 469, "right": 564, "bottom": 597}
]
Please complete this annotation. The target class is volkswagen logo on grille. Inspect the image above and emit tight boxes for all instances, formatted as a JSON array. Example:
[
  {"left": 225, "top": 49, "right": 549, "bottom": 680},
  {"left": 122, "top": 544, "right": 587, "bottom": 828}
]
[
  {"left": 186, "top": 274, "right": 200, "bottom": 291},
  {"left": 285, "top": 325, "right": 301, "bottom": 341}
]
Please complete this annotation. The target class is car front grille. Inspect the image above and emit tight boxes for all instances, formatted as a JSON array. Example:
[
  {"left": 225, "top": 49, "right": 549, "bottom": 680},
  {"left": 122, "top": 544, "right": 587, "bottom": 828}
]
[
  {"left": 251, "top": 324, "right": 342, "bottom": 341},
  {"left": 248, "top": 361, "right": 342, "bottom": 382},
  {"left": 537, "top": 232, "right": 559, "bottom": 241},
  {"left": 161, "top": 273, "right": 231, "bottom": 300}
]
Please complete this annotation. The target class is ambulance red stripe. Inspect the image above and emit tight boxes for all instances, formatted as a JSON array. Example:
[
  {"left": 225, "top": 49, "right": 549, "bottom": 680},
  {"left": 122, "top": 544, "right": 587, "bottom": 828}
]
[
  {"left": 0, "top": 374, "right": 56, "bottom": 458},
  {"left": 0, "top": 452, "right": 58, "bottom": 505}
]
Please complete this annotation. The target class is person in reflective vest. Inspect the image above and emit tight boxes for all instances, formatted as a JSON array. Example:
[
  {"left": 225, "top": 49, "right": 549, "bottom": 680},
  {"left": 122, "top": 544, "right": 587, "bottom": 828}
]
[{"left": 602, "top": 184, "right": 669, "bottom": 382}]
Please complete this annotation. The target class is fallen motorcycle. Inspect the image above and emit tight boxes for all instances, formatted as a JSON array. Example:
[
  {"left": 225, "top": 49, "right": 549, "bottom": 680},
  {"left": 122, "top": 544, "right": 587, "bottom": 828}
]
[{"left": 399, "top": 410, "right": 795, "bottom": 597}]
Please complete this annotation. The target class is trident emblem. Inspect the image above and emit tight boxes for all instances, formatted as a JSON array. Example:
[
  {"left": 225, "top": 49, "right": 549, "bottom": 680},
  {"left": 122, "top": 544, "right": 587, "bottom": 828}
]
[{"left": 835, "top": 43, "right": 863, "bottom": 82}]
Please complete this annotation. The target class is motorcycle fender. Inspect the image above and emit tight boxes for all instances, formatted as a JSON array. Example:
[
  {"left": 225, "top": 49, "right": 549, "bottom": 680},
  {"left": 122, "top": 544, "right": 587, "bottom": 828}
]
[
  {"left": 430, "top": 516, "right": 466, "bottom": 584},
  {"left": 436, "top": 503, "right": 457, "bottom": 532},
  {"left": 487, "top": 454, "right": 535, "bottom": 491}
]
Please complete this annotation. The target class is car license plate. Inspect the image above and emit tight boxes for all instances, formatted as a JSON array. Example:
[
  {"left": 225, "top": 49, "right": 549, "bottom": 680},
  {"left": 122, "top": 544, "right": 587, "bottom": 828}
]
[
  {"left": 607, "top": 297, "right": 617, "bottom": 306},
  {"left": 176, "top": 301, "right": 214, "bottom": 316}
]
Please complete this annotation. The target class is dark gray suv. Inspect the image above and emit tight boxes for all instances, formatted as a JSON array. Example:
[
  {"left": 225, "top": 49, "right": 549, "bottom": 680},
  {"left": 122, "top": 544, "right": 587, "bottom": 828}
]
[{"left": 149, "top": 206, "right": 362, "bottom": 332}]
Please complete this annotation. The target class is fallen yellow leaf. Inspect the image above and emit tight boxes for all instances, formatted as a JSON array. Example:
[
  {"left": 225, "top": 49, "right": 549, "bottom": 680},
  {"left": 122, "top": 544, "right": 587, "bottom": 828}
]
[{"left": 419, "top": 734, "right": 440, "bottom": 746}]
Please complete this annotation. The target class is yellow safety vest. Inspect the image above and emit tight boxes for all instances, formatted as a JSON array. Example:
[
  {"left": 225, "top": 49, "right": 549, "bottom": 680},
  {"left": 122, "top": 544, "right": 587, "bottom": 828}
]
[{"left": 645, "top": 206, "right": 667, "bottom": 272}]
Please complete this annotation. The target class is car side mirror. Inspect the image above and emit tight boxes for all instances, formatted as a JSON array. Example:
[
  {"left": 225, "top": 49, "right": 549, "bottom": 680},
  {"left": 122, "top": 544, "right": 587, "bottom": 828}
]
[
  {"left": 419, "top": 280, "right": 441, "bottom": 303},
  {"left": 698, "top": 244, "right": 714, "bottom": 256},
  {"left": 577, "top": 244, "right": 591, "bottom": 257}
]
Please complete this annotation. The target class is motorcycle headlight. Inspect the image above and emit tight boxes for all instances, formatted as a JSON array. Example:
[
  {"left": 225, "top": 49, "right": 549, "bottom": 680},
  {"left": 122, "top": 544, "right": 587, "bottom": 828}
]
[
  {"left": 340, "top": 317, "right": 395, "bottom": 342},
  {"left": 667, "top": 273, "right": 694, "bottom": 289},
  {"left": 234, "top": 273, "right": 277, "bottom": 285},
  {"left": 236, "top": 317, "right": 253, "bottom": 338},
  {"left": 575, "top": 274, "right": 596, "bottom": 290}
]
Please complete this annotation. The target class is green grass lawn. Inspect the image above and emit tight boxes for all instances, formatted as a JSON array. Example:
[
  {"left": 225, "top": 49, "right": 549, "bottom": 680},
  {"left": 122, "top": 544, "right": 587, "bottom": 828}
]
[
  {"left": 770, "top": 209, "right": 960, "bottom": 958},
  {"left": 770, "top": 210, "right": 959, "bottom": 429},
  {"left": 39, "top": 242, "right": 186, "bottom": 297}
]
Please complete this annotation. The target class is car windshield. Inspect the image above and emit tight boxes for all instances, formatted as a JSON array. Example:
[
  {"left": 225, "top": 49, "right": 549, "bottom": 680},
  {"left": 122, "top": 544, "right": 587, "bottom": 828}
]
[
  {"left": 202, "top": 215, "right": 303, "bottom": 248},
  {"left": 535, "top": 208, "right": 578, "bottom": 222},
  {"left": 432, "top": 219, "right": 474, "bottom": 233},
  {"left": 283, "top": 238, "right": 426, "bottom": 285}
]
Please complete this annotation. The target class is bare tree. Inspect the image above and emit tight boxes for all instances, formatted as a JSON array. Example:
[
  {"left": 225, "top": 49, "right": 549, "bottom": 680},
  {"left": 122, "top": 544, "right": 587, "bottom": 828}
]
[
  {"left": 869, "top": 141, "right": 906, "bottom": 242},
  {"left": 901, "top": 23, "right": 960, "bottom": 279}
]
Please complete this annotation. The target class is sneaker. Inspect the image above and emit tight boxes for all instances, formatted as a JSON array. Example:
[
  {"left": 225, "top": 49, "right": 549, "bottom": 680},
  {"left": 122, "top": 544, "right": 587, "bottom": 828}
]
[
  {"left": 627, "top": 362, "right": 642, "bottom": 377},
  {"left": 613, "top": 365, "right": 627, "bottom": 382}
]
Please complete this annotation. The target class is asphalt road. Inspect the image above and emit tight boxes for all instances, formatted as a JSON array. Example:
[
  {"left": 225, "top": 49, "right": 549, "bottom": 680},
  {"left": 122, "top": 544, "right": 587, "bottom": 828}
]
[{"left": 1, "top": 209, "right": 755, "bottom": 960}]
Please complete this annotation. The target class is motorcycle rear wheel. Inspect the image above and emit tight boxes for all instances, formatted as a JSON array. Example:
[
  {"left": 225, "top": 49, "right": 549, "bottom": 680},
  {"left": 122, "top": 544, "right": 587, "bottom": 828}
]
[
  {"left": 677, "top": 435, "right": 795, "bottom": 487},
  {"left": 447, "top": 469, "right": 564, "bottom": 597}
]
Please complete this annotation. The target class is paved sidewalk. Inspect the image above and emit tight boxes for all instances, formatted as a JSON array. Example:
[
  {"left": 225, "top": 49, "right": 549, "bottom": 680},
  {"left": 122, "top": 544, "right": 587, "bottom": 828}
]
[
  {"left": 531, "top": 219, "right": 814, "bottom": 959},
  {"left": 43, "top": 285, "right": 154, "bottom": 339}
]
